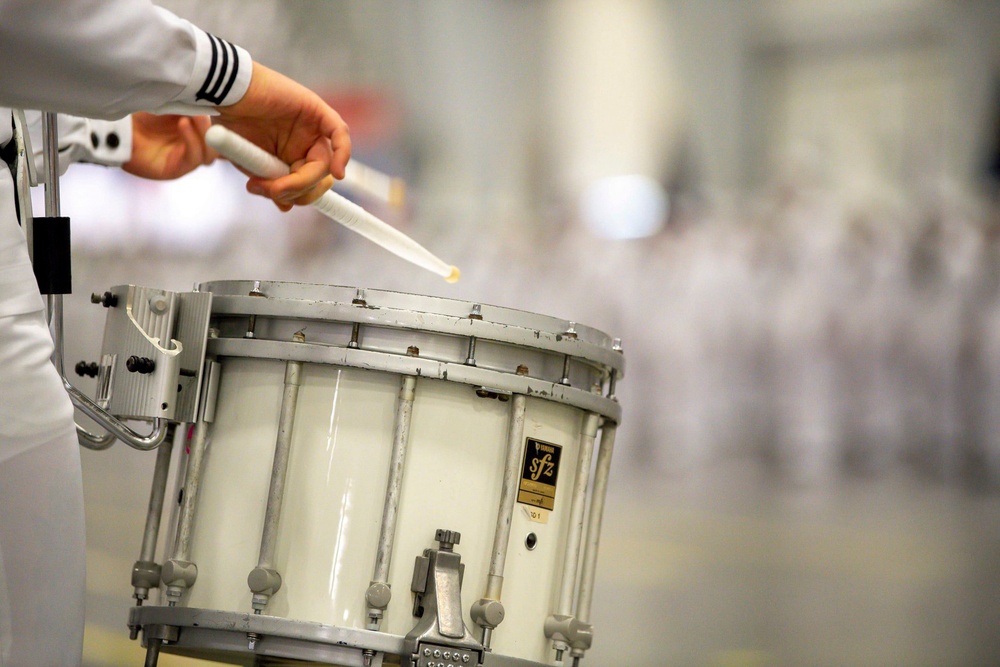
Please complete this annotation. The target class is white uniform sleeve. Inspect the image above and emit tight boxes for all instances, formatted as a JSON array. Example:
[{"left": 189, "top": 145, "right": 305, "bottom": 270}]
[
  {"left": 0, "top": 0, "right": 252, "bottom": 119},
  {"left": 24, "top": 113, "right": 133, "bottom": 180}
]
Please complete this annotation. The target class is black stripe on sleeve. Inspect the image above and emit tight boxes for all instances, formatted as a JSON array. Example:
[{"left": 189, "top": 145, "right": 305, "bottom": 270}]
[
  {"left": 196, "top": 33, "right": 240, "bottom": 104},
  {"left": 216, "top": 41, "right": 241, "bottom": 104}
]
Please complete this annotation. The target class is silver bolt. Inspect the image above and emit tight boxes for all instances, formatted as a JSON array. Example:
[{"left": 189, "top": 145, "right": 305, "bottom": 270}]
[
  {"left": 149, "top": 293, "right": 169, "bottom": 314},
  {"left": 434, "top": 650, "right": 441, "bottom": 658},
  {"left": 424, "top": 648, "right": 432, "bottom": 656},
  {"left": 466, "top": 336, "right": 478, "bottom": 366}
]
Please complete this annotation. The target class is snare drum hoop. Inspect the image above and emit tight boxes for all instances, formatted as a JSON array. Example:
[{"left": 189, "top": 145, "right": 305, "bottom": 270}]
[
  {"left": 200, "top": 280, "right": 624, "bottom": 423},
  {"left": 200, "top": 281, "right": 618, "bottom": 351}
]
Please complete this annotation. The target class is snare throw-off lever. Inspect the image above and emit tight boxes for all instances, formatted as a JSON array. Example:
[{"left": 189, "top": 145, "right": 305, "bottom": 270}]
[{"left": 404, "top": 529, "right": 485, "bottom": 667}]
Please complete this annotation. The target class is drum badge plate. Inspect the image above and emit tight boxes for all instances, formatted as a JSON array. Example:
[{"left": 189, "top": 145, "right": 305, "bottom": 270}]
[{"left": 517, "top": 438, "right": 562, "bottom": 511}]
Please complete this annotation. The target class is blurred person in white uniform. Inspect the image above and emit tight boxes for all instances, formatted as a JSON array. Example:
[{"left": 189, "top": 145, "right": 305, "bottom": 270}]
[{"left": 0, "top": 1, "right": 351, "bottom": 664}]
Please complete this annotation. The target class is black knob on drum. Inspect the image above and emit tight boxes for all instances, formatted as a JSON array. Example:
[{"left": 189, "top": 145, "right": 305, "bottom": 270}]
[
  {"left": 75, "top": 361, "right": 99, "bottom": 378},
  {"left": 126, "top": 356, "right": 156, "bottom": 374},
  {"left": 90, "top": 291, "right": 118, "bottom": 308}
]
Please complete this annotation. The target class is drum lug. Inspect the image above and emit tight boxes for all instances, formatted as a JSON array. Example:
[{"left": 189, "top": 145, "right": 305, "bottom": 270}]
[
  {"left": 130, "top": 560, "right": 162, "bottom": 598},
  {"left": 248, "top": 566, "right": 283, "bottom": 612},
  {"left": 403, "top": 530, "right": 484, "bottom": 667},
  {"left": 161, "top": 559, "right": 198, "bottom": 603},
  {"left": 544, "top": 615, "right": 593, "bottom": 655}
]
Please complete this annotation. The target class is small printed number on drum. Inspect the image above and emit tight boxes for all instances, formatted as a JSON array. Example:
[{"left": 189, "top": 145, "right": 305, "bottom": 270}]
[{"left": 523, "top": 506, "right": 549, "bottom": 524}]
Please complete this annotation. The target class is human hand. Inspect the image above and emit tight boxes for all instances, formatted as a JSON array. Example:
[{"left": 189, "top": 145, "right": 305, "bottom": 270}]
[
  {"left": 213, "top": 63, "right": 351, "bottom": 212},
  {"left": 122, "top": 113, "right": 216, "bottom": 180}
]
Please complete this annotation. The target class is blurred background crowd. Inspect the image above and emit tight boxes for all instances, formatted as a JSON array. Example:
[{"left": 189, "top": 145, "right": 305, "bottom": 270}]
[{"left": 45, "top": 1, "right": 1000, "bottom": 665}]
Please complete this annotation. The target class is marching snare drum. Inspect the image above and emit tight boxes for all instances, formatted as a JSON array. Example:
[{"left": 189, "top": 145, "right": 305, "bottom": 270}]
[{"left": 129, "top": 281, "right": 623, "bottom": 667}]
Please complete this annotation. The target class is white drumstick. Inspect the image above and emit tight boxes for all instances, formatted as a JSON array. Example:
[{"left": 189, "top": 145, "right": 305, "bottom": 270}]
[
  {"left": 205, "top": 125, "right": 459, "bottom": 283},
  {"left": 342, "top": 161, "right": 406, "bottom": 208}
]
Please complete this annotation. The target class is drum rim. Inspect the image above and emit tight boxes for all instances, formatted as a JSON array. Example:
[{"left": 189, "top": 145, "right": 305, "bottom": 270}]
[
  {"left": 205, "top": 337, "right": 623, "bottom": 424},
  {"left": 130, "top": 605, "right": 551, "bottom": 667},
  {"left": 198, "top": 280, "right": 619, "bottom": 350}
]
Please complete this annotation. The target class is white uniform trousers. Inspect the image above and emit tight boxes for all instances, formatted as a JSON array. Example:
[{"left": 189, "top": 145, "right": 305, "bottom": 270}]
[{"left": 0, "top": 307, "right": 86, "bottom": 667}]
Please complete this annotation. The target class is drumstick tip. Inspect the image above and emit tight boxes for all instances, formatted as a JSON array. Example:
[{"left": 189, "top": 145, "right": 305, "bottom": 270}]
[
  {"left": 388, "top": 179, "right": 406, "bottom": 208},
  {"left": 445, "top": 266, "right": 461, "bottom": 283}
]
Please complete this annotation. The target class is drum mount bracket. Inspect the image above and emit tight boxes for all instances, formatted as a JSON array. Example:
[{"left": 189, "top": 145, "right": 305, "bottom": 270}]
[
  {"left": 92, "top": 284, "right": 213, "bottom": 423},
  {"left": 404, "top": 529, "right": 484, "bottom": 667}
]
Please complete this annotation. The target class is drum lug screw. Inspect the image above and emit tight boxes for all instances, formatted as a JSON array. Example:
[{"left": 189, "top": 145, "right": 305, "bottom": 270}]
[
  {"left": 90, "top": 291, "right": 118, "bottom": 307},
  {"left": 465, "top": 305, "right": 482, "bottom": 365},
  {"left": 557, "top": 324, "right": 578, "bottom": 386},
  {"left": 349, "top": 292, "right": 365, "bottom": 347},
  {"left": 560, "top": 358, "right": 571, "bottom": 386},
  {"left": 246, "top": 281, "right": 265, "bottom": 339},
  {"left": 247, "top": 632, "right": 259, "bottom": 651}
]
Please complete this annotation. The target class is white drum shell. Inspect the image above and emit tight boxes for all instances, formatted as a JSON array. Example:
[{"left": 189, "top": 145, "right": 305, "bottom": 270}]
[{"left": 165, "top": 357, "right": 586, "bottom": 663}]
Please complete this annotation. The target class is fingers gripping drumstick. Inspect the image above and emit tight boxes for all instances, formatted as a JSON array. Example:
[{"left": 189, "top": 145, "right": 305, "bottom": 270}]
[{"left": 205, "top": 125, "right": 460, "bottom": 283}]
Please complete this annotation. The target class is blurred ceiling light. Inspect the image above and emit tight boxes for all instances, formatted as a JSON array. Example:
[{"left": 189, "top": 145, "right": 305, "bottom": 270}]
[{"left": 580, "top": 174, "right": 668, "bottom": 240}]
